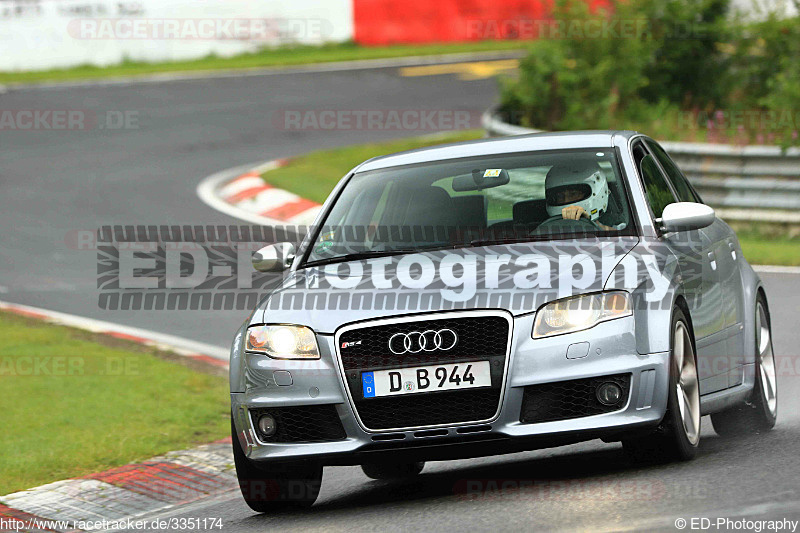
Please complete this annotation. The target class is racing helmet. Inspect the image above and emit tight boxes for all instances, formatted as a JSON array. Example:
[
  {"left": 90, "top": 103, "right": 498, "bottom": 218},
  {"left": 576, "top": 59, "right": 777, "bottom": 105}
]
[{"left": 545, "top": 160, "right": 610, "bottom": 222}]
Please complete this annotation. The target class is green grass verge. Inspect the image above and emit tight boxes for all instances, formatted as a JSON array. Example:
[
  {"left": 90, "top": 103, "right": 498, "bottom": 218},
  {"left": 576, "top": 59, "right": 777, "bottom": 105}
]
[
  {"left": 738, "top": 235, "right": 800, "bottom": 267},
  {"left": 261, "top": 131, "right": 800, "bottom": 266},
  {"left": 0, "top": 41, "right": 524, "bottom": 86},
  {"left": 0, "top": 311, "right": 229, "bottom": 495}
]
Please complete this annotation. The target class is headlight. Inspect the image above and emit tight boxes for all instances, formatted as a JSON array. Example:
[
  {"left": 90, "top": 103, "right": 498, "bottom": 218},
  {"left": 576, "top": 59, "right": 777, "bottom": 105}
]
[
  {"left": 532, "top": 291, "right": 632, "bottom": 339},
  {"left": 246, "top": 325, "right": 320, "bottom": 359}
]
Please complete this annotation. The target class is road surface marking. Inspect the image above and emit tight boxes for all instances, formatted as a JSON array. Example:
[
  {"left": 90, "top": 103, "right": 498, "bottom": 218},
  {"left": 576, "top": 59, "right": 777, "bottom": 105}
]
[{"left": 399, "top": 59, "right": 519, "bottom": 80}]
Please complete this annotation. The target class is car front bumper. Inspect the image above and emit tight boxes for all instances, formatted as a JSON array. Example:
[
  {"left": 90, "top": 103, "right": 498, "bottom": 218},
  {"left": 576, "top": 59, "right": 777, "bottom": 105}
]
[{"left": 231, "top": 313, "right": 670, "bottom": 466}]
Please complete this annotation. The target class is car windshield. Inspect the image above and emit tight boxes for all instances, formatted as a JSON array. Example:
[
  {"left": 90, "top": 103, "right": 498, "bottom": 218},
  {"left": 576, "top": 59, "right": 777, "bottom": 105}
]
[{"left": 304, "top": 148, "right": 635, "bottom": 266}]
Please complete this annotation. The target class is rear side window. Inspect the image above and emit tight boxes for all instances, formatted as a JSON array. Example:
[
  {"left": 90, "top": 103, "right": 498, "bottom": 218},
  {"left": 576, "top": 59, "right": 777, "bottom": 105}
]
[
  {"left": 647, "top": 141, "right": 701, "bottom": 203},
  {"left": 633, "top": 141, "right": 676, "bottom": 218}
]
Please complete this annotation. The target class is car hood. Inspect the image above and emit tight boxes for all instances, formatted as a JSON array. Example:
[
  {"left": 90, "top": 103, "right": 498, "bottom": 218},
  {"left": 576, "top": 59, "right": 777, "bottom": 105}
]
[{"left": 256, "top": 237, "right": 640, "bottom": 334}]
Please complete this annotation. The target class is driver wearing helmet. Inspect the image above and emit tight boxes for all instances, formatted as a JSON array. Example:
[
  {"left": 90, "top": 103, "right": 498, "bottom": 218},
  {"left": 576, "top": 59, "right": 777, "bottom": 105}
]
[{"left": 544, "top": 160, "right": 625, "bottom": 231}]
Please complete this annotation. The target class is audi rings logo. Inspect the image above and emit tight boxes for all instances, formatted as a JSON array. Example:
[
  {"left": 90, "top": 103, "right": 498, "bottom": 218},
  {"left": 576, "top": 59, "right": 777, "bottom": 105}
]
[{"left": 388, "top": 329, "right": 458, "bottom": 354}]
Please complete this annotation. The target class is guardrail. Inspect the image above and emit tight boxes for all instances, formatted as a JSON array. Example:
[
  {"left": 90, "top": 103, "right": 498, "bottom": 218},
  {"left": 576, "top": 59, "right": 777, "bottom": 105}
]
[{"left": 482, "top": 108, "right": 800, "bottom": 224}]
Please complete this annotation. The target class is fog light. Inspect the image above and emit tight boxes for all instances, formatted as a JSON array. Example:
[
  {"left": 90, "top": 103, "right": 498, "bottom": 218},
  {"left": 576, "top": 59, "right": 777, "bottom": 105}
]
[
  {"left": 596, "top": 382, "right": 623, "bottom": 406},
  {"left": 257, "top": 414, "right": 277, "bottom": 437}
]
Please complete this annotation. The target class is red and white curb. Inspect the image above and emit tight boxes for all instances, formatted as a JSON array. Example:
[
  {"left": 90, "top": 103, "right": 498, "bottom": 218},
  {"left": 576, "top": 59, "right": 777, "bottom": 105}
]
[
  {"left": 197, "top": 159, "right": 322, "bottom": 227},
  {"left": 0, "top": 300, "right": 228, "bottom": 367},
  {"left": 0, "top": 440, "right": 236, "bottom": 532}
]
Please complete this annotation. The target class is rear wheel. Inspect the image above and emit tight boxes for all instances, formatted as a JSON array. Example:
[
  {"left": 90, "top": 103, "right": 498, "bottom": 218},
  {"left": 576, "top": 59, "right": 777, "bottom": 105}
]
[
  {"left": 623, "top": 306, "right": 700, "bottom": 463},
  {"left": 361, "top": 461, "right": 425, "bottom": 480},
  {"left": 711, "top": 294, "right": 777, "bottom": 436},
  {"left": 231, "top": 419, "right": 322, "bottom": 512}
]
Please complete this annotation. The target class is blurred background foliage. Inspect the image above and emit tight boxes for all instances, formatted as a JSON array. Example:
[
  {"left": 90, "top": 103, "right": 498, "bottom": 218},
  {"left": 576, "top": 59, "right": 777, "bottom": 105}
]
[{"left": 499, "top": 0, "right": 800, "bottom": 146}]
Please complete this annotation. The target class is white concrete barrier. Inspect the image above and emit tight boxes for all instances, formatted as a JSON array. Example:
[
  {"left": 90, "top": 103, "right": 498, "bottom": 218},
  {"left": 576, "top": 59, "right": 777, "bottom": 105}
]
[{"left": 0, "top": 0, "right": 352, "bottom": 71}]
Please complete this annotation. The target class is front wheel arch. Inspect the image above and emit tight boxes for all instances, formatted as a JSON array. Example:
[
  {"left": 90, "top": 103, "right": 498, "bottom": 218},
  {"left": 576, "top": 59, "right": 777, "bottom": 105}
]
[
  {"left": 673, "top": 295, "right": 696, "bottom": 354},
  {"left": 753, "top": 285, "right": 770, "bottom": 363},
  {"left": 710, "top": 291, "right": 777, "bottom": 435},
  {"left": 623, "top": 304, "right": 700, "bottom": 462}
]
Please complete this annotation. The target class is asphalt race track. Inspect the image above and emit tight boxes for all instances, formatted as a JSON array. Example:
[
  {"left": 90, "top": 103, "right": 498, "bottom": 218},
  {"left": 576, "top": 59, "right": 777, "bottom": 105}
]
[
  {"left": 2, "top": 60, "right": 800, "bottom": 532},
  {"left": 0, "top": 60, "right": 507, "bottom": 346}
]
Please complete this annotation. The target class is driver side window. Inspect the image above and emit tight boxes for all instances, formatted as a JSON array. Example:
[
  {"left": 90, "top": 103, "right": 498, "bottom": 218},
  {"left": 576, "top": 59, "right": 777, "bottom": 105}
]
[
  {"left": 646, "top": 140, "right": 703, "bottom": 204},
  {"left": 632, "top": 140, "right": 677, "bottom": 219}
]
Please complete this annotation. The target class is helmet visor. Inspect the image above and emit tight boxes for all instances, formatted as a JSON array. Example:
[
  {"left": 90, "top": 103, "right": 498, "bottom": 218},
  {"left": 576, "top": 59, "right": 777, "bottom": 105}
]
[{"left": 546, "top": 184, "right": 592, "bottom": 206}]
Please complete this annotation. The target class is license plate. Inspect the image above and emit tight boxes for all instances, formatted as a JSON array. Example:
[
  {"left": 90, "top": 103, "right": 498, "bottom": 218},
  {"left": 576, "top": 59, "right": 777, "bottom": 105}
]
[{"left": 362, "top": 361, "right": 491, "bottom": 398}]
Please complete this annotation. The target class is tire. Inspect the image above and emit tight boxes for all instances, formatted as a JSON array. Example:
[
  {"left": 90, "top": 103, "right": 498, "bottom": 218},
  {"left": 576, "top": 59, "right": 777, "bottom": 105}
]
[
  {"left": 361, "top": 461, "right": 425, "bottom": 480},
  {"left": 623, "top": 306, "right": 700, "bottom": 463},
  {"left": 231, "top": 418, "right": 322, "bottom": 512},
  {"left": 711, "top": 293, "right": 778, "bottom": 436}
]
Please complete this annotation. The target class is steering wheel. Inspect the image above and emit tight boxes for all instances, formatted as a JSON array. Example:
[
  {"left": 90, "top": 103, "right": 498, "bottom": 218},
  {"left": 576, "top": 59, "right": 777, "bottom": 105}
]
[{"left": 530, "top": 215, "right": 601, "bottom": 236}]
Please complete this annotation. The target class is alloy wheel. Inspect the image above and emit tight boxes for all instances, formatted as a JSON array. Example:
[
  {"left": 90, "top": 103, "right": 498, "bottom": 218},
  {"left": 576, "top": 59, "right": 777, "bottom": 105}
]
[
  {"left": 674, "top": 321, "right": 700, "bottom": 445},
  {"left": 756, "top": 302, "right": 778, "bottom": 417}
]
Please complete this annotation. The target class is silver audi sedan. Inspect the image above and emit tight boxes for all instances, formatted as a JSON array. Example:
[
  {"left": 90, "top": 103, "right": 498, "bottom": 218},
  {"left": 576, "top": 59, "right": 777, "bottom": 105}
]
[{"left": 229, "top": 131, "right": 777, "bottom": 512}]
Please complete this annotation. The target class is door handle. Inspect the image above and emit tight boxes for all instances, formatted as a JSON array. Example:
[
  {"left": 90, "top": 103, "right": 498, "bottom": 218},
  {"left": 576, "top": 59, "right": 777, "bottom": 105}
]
[{"left": 707, "top": 251, "right": 717, "bottom": 270}]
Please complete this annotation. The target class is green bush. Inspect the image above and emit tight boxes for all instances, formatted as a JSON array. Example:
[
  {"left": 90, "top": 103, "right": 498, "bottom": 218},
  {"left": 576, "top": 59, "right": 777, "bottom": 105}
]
[
  {"left": 638, "top": 0, "right": 733, "bottom": 108},
  {"left": 754, "top": 16, "right": 800, "bottom": 145},
  {"left": 500, "top": 0, "right": 661, "bottom": 131},
  {"left": 500, "top": 0, "right": 800, "bottom": 145}
]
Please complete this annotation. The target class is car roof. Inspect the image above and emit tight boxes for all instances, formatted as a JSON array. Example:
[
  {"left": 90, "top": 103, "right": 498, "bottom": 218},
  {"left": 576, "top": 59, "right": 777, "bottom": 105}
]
[{"left": 356, "top": 130, "right": 640, "bottom": 172}]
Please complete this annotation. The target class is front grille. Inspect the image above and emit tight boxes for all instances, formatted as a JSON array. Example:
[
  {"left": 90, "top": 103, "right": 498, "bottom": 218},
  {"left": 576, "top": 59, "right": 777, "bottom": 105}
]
[
  {"left": 520, "top": 374, "right": 631, "bottom": 424},
  {"left": 250, "top": 405, "right": 346, "bottom": 443},
  {"left": 337, "top": 313, "right": 510, "bottom": 430},
  {"left": 338, "top": 315, "right": 509, "bottom": 371},
  {"left": 355, "top": 388, "right": 501, "bottom": 430}
]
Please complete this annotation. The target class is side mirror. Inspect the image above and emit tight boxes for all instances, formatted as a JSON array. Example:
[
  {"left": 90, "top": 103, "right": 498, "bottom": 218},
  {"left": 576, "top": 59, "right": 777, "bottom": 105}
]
[
  {"left": 252, "top": 243, "right": 296, "bottom": 272},
  {"left": 659, "top": 202, "right": 715, "bottom": 232}
]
